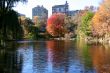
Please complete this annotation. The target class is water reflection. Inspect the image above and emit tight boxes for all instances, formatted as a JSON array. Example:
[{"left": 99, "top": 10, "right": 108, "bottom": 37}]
[
  {"left": 0, "top": 42, "right": 23, "bottom": 73},
  {"left": 76, "top": 40, "right": 96, "bottom": 73},
  {"left": 33, "top": 41, "right": 48, "bottom": 73},
  {"left": 89, "top": 44, "right": 110, "bottom": 73},
  {"left": 17, "top": 42, "right": 34, "bottom": 73},
  {"left": 0, "top": 40, "right": 110, "bottom": 73},
  {"left": 46, "top": 40, "right": 69, "bottom": 73},
  {"left": 46, "top": 40, "right": 87, "bottom": 73}
]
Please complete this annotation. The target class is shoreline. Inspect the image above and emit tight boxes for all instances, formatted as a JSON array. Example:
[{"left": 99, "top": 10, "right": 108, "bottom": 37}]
[{"left": 83, "top": 37, "right": 110, "bottom": 44}]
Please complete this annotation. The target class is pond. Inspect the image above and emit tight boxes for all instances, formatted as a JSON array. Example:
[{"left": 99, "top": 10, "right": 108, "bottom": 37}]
[{"left": 0, "top": 40, "right": 110, "bottom": 73}]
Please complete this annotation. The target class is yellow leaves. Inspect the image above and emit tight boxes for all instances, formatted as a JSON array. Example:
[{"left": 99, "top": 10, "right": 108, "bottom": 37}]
[{"left": 92, "top": 0, "right": 110, "bottom": 37}]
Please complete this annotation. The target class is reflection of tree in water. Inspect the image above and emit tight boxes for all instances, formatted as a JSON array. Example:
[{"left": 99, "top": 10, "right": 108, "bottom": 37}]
[
  {"left": 81, "top": 44, "right": 94, "bottom": 73},
  {"left": 0, "top": 42, "right": 23, "bottom": 73},
  {"left": 89, "top": 44, "right": 110, "bottom": 73},
  {"left": 76, "top": 40, "right": 95, "bottom": 73},
  {"left": 46, "top": 40, "right": 69, "bottom": 73}
]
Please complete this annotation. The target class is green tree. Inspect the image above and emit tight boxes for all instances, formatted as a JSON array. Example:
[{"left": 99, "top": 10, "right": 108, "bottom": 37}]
[
  {"left": 5, "top": 10, "right": 24, "bottom": 40},
  {"left": 80, "top": 11, "right": 94, "bottom": 37},
  {"left": 28, "top": 26, "right": 40, "bottom": 40}
]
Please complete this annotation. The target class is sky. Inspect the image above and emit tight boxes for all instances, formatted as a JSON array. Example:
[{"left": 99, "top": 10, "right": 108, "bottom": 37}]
[{"left": 13, "top": 0, "right": 102, "bottom": 19}]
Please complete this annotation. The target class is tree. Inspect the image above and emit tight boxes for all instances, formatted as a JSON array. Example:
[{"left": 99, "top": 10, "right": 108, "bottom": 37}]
[
  {"left": 0, "top": 10, "right": 24, "bottom": 40},
  {"left": 46, "top": 13, "right": 65, "bottom": 37},
  {"left": 0, "top": 0, "right": 27, "bottom": 46},
  {"left": 19, "top": 16, "right": 42, "bottom": 39},
  {"left": 72, "top": 10, "right": 93, "bottom": 39},
  {"left": 27, "top": 26, "right": 40, "bottom": 40},
  {"left": 0, "top": 0, "right": 27, "bottom": 10},
  {"left": 92, "top": 0, "right": 110, "bottom": 37},
  {"left": 71, "top": 6, "right": 95, "bottom": 39},
  {"left": 19, "top": 17, "right": 34, "bottom": 36},
  {"left": 64, "top": 16, "right": 76, "bottom": 32},
  {"left": 80, "top": 11, "right": 94, "bottom": 36}
]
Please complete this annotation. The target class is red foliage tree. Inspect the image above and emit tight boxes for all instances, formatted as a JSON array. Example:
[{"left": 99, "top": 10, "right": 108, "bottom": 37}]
[{"left": 46, "top": 13, "right": 65, "bottom": 37}]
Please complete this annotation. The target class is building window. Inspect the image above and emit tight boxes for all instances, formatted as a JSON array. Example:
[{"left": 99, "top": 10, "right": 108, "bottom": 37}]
[
  {"left": 57, "top": 8, "right": 59, "bottom": 12},
  {"left": 61, "top": 8, "right": 64, "bottom": 12},
  {"left": 59, "top": 8, "right": 61, "bottom": 12}
]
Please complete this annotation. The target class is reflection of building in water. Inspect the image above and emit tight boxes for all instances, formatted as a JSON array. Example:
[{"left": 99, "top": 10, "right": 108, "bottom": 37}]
[
  {"left": 46, "top": 40, "right": 69, "bottom": 73},
  {"left": 33, "top": 42, "right": 48, "bottom": 73},
  {"left": 17, "top": 42, "right": 49, "bottom": 73},
  {"left": 89, "top": 45, "right": 110, "bottom": 73},
  {"left": 17, "top": 42, "right": 34, "bottom": 73}
]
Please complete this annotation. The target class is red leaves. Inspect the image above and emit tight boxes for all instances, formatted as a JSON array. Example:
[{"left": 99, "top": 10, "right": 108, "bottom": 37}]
[{"left": 46, "top": 13, "right": 65, "bottom": 36}]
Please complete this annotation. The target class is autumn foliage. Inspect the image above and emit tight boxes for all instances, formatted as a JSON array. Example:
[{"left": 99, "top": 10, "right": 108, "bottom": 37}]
[
  {"left": 46, "top": 13, "right": 65, "bottom": 37},
  {"left": 92, "top": 0, "right": 110, "bottom": 37}
]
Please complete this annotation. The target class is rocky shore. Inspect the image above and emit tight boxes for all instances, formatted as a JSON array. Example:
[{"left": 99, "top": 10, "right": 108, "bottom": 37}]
[{"left": 84, "top": 37, "right": 110, "bottom": 44}]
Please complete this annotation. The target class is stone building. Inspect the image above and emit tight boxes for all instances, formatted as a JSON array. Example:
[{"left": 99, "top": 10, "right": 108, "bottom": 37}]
[
  {"left": 52, "top": 1, "right": 69, "bottom": 15},
  {"left": 32, "top": 5, "right": 48, "bottom": 22},
  {"left": 32, "top": 5, "right": 48, "bottom": 32},
  {"left": 52, "top": 1, "right": 79, "bottom": 16}
]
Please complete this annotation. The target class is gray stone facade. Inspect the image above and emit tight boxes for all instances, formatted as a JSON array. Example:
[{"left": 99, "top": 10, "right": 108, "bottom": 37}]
[
  {"left": 52, "top": 1, "right": 79, "bottom": 16},
  {"left": 52, "top": 1, "right": 69, "bottom": 15},
  {"left": 32, "top": 5, "right": 48, "bottom": 20}
]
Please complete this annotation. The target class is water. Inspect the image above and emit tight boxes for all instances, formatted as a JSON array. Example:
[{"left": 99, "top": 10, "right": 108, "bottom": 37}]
[{"left": 0, "top": 40, "right": 110, "bottom": 73}]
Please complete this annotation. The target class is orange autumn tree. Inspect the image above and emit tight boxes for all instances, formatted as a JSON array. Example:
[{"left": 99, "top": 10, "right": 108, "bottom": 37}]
[
  {"left": 92, "top": 0, "right": 110, "bottom": 37},
  {"left": 46, "top": 13, "right": 66, "bottom": 37}
]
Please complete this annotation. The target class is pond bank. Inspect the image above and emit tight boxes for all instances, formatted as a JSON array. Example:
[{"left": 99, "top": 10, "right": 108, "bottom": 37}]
[
  {"left": 53, "top": 38, "right": 75, "bottom": 40},
  {"left": 83, "top": 37, "right": 110, "bottom": 44}
]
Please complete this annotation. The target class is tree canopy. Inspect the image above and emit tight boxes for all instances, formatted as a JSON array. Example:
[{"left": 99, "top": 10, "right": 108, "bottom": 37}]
[
  {"left": 46, "top": 13, "right": 65, "bottom": 37},
  {"left": 0, "top": 0, "right": 28, "bottom": 46},
  {"left": 92, "top": 0, "right": 110, "bottom": 37},
  {"left": 80, "top": 11, "right": 94, "bottom": 36},
  {"left": 0, "top": 0, "right": 27, "bottom": 10}
]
